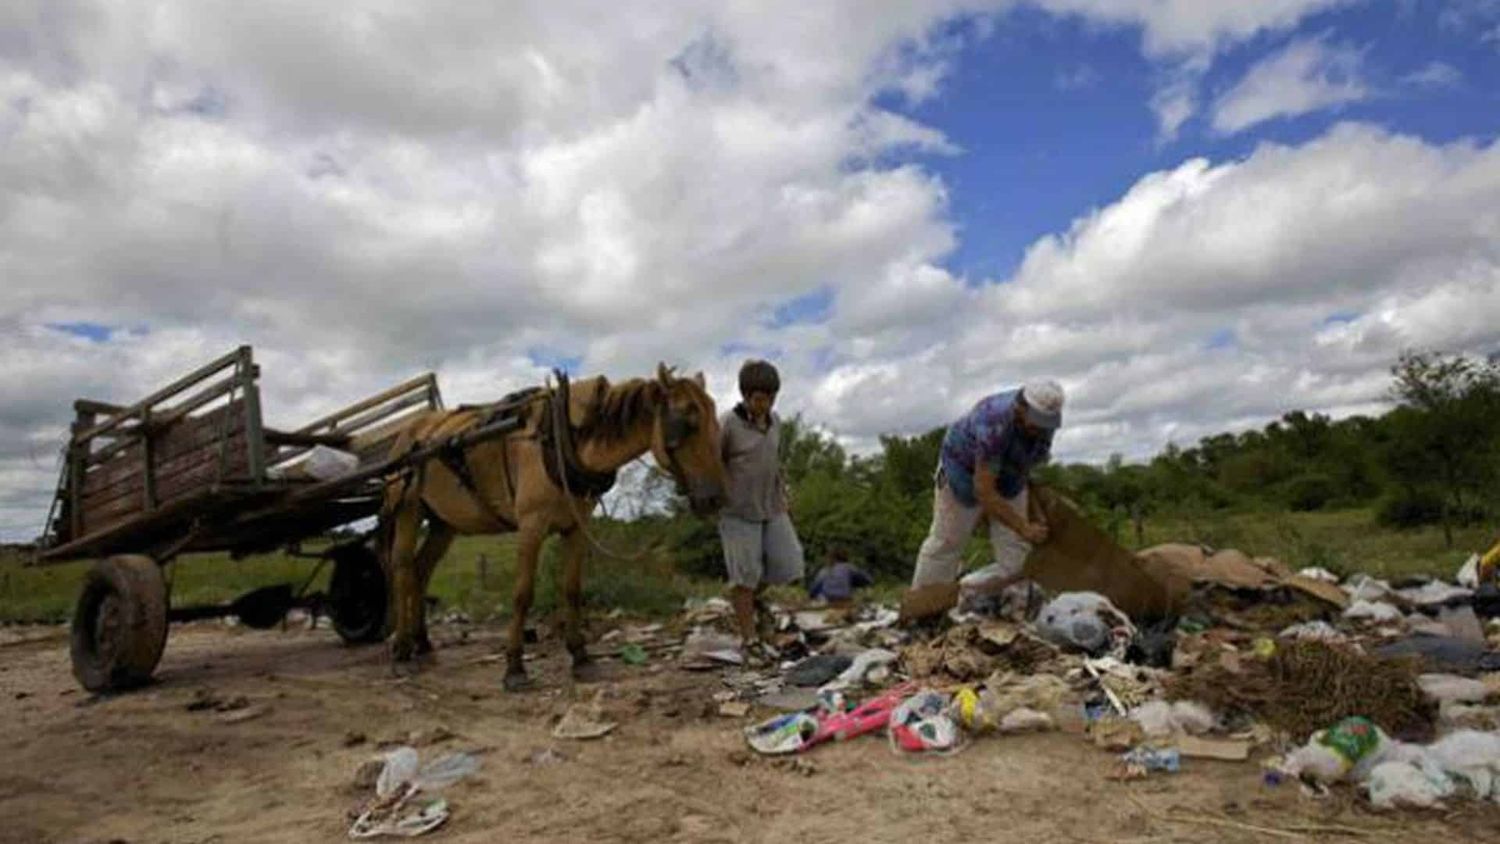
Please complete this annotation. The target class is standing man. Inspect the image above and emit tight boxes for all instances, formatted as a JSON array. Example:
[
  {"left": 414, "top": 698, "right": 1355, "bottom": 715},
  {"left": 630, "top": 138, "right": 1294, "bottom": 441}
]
[
  {"left": 910, "top": 380, "right": 1065, "bottom": 596},
  {"left": 719, "top": 360, "right": 805, "bottom": 657}
]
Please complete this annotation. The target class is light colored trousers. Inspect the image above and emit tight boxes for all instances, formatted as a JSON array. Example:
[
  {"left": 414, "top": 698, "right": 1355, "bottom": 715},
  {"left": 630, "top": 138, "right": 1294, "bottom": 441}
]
[{"left": 911, "top": 474, "right": 1031, "bottom": 588}]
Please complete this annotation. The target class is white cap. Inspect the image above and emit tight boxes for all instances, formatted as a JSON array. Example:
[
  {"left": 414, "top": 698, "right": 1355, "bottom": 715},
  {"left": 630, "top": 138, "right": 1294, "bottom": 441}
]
[{"left": 1020, "top": 380, "right": 1064, "bottom": 429}]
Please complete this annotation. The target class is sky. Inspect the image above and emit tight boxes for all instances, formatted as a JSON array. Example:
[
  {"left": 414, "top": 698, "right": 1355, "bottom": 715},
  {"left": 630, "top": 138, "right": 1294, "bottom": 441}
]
[{"left": 2, "top": 0, "right": 1499, "bottom": 538}]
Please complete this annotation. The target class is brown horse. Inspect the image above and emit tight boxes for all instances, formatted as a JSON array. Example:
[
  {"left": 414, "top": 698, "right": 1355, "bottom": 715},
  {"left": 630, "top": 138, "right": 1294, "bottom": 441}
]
[{"left": 379, "top": 364, "right": 727, "bottom": 689}]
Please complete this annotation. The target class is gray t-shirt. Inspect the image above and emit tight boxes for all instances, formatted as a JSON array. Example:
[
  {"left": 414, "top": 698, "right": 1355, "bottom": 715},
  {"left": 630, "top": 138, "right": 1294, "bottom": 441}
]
[{"left": 719, "top": 406, "right": 788, "bottom": 521}]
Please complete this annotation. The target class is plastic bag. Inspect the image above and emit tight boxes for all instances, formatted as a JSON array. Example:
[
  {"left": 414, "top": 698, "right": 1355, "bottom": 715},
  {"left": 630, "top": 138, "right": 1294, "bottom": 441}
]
[
  {"left": 890, "top": 689, "right": 962, "bottom": 754},
  {"left": 1426, "top": 730, "right": 1500, "bottom": 800},
  {"left": 1278, "top": 717, "right": 1391, "bottom": 783},
  {"left": 1035, "top": 592, "right": 1133, "bottom": 654},
  {"left": 1343, "top": 600, "right": 1403, "bottom": 623},
  {"left": 1417, "top": 674, "right": 1492, "bottom": 704},
  {"left": 1129, "top": 701, "right": 1215, "bottom": 739},
  {"left": 414, "top": 752, "right": 480, "bottom": 791},
  {"left": 744, "top": 713, "right": 819, "bottom": 755},
  {"left": 1367, "top": 761, "right": 1453, "bottom": 809},
  {"left": 377, "top": 747, "right": 421, "bottom": 798}
]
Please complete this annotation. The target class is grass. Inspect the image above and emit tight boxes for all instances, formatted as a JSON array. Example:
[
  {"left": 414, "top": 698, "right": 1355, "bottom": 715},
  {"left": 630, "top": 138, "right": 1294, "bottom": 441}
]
[
  {"left": 3, "top": 507, "right": 1492, "bottom": 624},
  {"left": 0, "top": 529, "right": 721, "bottom": 625},
  {"left": 1133, "top": 507, "right": 1492, "bottom": 581}
]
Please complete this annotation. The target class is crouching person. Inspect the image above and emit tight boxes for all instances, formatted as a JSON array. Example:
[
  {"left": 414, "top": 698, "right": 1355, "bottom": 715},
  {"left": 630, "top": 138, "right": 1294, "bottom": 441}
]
[{"left": 719, "top": 359, "right": 805, "bottom": 660}]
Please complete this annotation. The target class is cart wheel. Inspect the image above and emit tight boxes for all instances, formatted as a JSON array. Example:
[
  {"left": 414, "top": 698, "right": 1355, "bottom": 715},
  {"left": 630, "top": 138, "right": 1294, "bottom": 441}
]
[
  {"left": 329, "top": 544, "right": 388, "bottom": 644},
  {"left": 70, "top": 555, "right": 169, "bottom": 692}
]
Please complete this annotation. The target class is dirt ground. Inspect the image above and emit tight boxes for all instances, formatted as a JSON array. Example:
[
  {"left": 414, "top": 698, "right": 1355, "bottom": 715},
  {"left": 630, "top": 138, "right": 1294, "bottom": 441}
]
[{"left": 1, "top": 622, "right": 1497, "bottom": 844}]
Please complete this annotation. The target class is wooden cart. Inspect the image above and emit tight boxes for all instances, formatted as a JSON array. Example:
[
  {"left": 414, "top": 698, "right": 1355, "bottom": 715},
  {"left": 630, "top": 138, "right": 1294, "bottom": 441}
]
[{"left": 31, "top": 346, "right": 520, "bottom": 692}]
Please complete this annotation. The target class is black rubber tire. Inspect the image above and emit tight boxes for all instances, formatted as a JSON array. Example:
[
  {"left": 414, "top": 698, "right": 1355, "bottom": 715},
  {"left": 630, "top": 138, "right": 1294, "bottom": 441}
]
[
  {"left": 329, "top": 543, "right": 388, "bottom": 645},
  {"left": 70, "top": 555, "right": 168, "bottom": 692}
]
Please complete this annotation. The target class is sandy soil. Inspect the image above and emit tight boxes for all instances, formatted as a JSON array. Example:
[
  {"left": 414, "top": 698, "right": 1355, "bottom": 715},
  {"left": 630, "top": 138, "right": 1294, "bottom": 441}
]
[{"left": 0, "top": 621, "right": 1496, "bottom": 844}]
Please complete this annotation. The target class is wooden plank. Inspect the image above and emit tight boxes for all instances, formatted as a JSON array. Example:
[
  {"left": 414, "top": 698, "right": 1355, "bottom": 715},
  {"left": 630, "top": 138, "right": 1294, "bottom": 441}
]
[
  {"left": 240, "top": 356, "right": 266, "bottom": 484},
  {"left": 87, "top": 379, "right": 243, "bottom": 466},
  {"left": 82, "top": 402, "right": 246, "bottom": 498},
  {"left": 293, "top": 373, "right": 438, "bottom": 435},
  {"left": 83, "top": 437, "right": 250, "bottom": 516},
  {"left": 81, "top": 450, "right": 250, "bottom": 536},
  {"left": 71, "top": 347, "right": 245, "bottom": 445}
]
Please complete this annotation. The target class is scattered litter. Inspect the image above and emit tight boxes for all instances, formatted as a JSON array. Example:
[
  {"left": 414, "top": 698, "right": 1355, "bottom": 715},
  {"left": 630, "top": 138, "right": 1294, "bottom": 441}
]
[
  {"left": 757, "top": 688, "right": 821, "bottom": 712},
  {"left": 819, "top": 648, "right": 898, "bottom": 693},
  {"left": 1418, "top": 674, "right": 1492, "bottom": 704},
  {"left": 1398, "top": 582, "right": 1473, "bottom": 608},
  {"left": 1367, "top": 760, "right": 1453, "bottom": 809},
  {"left": 1279, "top": 621, "right": 1346, "bottom": 643},
  {"left": 1298, "top": 567, "right": 1341, "bottom": 583},
  {"left": 1426, "top": 730, "right": 1500, "bottom": 801},
  {"left": 1277, "top": 717, "right": 1391, "bottom": 784},
  {"left": 1176, "top": 735, "right": 1251, "bottom": 761},
  {"left": 1344, "top": 575, "right": 1395, "bottom": 603},
  {"left": 1090, "top": 717, "right": 1146, "bottom": 751},
  {"left": 376, "top": 748, "right": 421, "bottom": 798},
  {"left": 718, "top": 701, "right": 751, "bottom": 718},
  {"left": 1113, "top": 747, "right": 1180, "bottom": 780},
  {"left": 997, "top": 707, "right": 1054, "bottom": 734},
  {"left": 349, "top": 791, "right": 449, "bottom": 839},
  {"left": 744, "top": 712, "right": 819, "bottom": 755},
  {"left": 889, "top": 689, "right": 962, "bottom": 754},
  {"left": 618, "top": 643, "right": 649, "bottom": 666},
  {"left": 1376, "top": 635, "right": 1500, "bottom": 676},
  {"left": 1131, "top": 700, "right": 1215, "bottom": 738},
  {"left": 553, "top": 693, "right": 618, "bottom": 740},
  {"left": 1343, "top": 600, "right": 1404, "bottom": 623},
  {"left": 1437, "top": 605, "right": 1487, "bottom": 643},
  {"left": 786, "top": 653, "right": 853, "bottom": 687},
  {"left": 218, "top": 704, "right": 270, "bottom": 724},
  {"left": 527, "top": 747, "right": 567, "bottom": 765},
  {"left": 679, "top": 630, "right": 744, "bottom": 670},
  {"left": 1035, "top": 592, "right": 1134, "bottom": 654}
]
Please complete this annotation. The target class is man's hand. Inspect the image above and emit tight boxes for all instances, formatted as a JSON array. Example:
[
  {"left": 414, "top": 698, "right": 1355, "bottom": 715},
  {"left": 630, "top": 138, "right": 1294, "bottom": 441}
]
[{"left": 1020, "top": 521, "right": 1049, "bottom": 545}]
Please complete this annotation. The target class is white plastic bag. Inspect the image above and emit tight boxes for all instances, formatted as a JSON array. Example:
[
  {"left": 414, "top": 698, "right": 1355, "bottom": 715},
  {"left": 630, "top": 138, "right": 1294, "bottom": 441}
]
[
  {"left": 1426, "top": 730, "right": 1500, "bottom": 800},
  {"left": 376, "top": 747, "right": 421, "bottom": 798},
  {"left": 1034, "top": 592, "right": 1133, "bottom": 653},
  {"left": 1367, "top": 761, "right": 1453, "bottom": 809},
  {"left": 1418, "top": 674, "right": 1492, "bottom": 704},
  {"left": 1343, "top": 600, "right": 1404, "bottom": 623}
]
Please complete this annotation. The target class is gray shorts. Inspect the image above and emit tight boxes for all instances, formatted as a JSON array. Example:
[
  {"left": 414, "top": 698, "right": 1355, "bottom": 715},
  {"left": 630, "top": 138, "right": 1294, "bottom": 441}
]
[{"left": 719, "top": 513, "right": 805, "bottom": 589}]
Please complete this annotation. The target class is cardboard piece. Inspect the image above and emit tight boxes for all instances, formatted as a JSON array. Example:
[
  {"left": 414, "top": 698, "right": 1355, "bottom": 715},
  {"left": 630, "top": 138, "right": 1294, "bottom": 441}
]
[{"left": 1176, "top": 735, "right": 1252, "bottom": 762}]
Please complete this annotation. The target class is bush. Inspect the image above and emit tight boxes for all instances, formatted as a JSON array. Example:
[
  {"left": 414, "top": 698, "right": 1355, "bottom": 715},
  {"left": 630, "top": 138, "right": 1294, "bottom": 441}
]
[
  {"left": 1283, "top": 473, "right": 1337, "bottom": 512},
  {"left": 1377, "top": 488, "right": 1446, "bottom": 528}
]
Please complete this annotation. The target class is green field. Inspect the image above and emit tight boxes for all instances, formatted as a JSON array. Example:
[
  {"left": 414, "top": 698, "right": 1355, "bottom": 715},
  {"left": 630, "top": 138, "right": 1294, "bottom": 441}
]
[{"left": 2, "top": 508, "right": 1491, "bottom": 624}]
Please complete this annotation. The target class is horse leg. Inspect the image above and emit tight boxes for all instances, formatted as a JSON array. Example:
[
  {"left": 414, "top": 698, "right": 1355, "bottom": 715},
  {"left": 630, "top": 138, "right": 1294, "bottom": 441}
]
[
  {"left": 560, "top": 528, "right": 600, "bottom": 681},
  {"left": 503, "top": 522, "right": 546, "bottom": 691},
  {"left": 385, "top": 496, "right": 425, "bottom": 666},
  {"left": 411, "top": 521, "right": 456, "bottom": 657}
]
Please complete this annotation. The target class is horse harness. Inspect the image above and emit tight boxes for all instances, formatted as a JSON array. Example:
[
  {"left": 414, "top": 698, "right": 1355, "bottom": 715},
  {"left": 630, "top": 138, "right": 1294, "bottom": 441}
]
[{"left": 398, "top": 372, "right": 699, "bottom": 531}]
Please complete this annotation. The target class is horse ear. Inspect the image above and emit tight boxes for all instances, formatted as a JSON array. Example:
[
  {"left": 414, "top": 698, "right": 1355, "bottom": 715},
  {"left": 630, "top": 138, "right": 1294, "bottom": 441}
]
[
  {"left": 656, "top": 362, "right": 674, "bottom": 386},
  {"left": 692, "top": 371, "right": 706, "bottom": 390}
]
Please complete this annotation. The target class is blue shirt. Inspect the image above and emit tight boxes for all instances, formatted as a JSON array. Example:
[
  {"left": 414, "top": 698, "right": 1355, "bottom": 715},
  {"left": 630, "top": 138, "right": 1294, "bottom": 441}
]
[
  {"left": 939, "top": 390, "right": 1053, "bottom": 506},
  {"left": 809, "top": 562, "right": 873, "bottom": 601}
]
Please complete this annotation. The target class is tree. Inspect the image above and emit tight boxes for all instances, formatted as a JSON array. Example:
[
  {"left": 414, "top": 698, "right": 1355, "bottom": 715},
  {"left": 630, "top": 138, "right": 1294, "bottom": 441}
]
[{"left": 1383, "top": 350, "right": 1500, "bottom": 546}]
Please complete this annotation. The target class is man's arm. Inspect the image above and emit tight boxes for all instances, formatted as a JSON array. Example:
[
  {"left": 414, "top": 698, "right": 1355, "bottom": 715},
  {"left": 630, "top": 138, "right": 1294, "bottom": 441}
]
[{"left": 975, "top": 461, "right": 1046, "bottom": 544}]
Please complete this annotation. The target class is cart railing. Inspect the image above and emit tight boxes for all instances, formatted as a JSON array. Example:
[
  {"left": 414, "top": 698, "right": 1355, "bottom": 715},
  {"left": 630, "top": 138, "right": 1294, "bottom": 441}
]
[{"left": 46, "top": 346, "right": 265, "bottom": 547}]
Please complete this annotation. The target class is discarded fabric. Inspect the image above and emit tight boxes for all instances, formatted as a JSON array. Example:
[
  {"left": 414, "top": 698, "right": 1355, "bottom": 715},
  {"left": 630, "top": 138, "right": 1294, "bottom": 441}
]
[{"left": 1367, "top": 761, "right": 1453, "bottom": 809}]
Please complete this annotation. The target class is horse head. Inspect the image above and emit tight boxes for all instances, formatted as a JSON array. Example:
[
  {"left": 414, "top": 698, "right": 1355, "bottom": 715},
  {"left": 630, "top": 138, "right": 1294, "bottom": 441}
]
[{"left": 652, "top": 363, "right": 727, "bottom": 516}]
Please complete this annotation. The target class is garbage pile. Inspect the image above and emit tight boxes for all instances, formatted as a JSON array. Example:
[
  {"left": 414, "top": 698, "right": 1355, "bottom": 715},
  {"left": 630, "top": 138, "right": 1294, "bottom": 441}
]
[{"left": 647, "top": 516, "right": 1500, "bottom": 814}]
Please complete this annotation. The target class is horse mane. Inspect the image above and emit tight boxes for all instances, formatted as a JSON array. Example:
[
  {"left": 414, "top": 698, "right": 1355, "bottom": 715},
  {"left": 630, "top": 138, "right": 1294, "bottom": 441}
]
[{"left": 586, "top": 378, "right": 660, "bottom": 442}]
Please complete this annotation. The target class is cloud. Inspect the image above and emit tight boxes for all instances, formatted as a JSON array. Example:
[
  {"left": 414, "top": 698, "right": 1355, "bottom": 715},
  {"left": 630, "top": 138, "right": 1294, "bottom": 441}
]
[
  {"left": 1401, "top": 60, "right": 1463, "bottom": 87},
  {"left": 803, "top": 123, "right": 1500, "bottom": 467},
  {"left": 2, "top": 2, "right": 1494, "bottom": 540},
  {"left": 1211, "top": 37, "right": 1370, "bottom": 134},
  {"left": 1026, "top": 0, "right": 1356, "bottom": 136}
]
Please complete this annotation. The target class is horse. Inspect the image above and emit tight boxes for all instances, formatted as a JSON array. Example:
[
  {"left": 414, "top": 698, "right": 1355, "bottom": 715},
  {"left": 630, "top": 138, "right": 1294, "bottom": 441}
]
[{"left": 378, "top": 364, "right": 727, "bottom": 690}]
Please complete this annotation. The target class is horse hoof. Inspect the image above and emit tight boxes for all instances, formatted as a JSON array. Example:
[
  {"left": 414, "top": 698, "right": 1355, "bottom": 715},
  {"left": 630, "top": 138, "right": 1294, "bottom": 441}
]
[{"left": 502, "top": 671, "right": 533, "bottom": 692}]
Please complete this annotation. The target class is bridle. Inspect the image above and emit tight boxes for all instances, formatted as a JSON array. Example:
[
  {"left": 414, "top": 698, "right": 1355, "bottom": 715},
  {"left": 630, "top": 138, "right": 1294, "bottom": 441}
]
[{"left": 654, "top": 385, "right": 699, "bottom": 496}]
